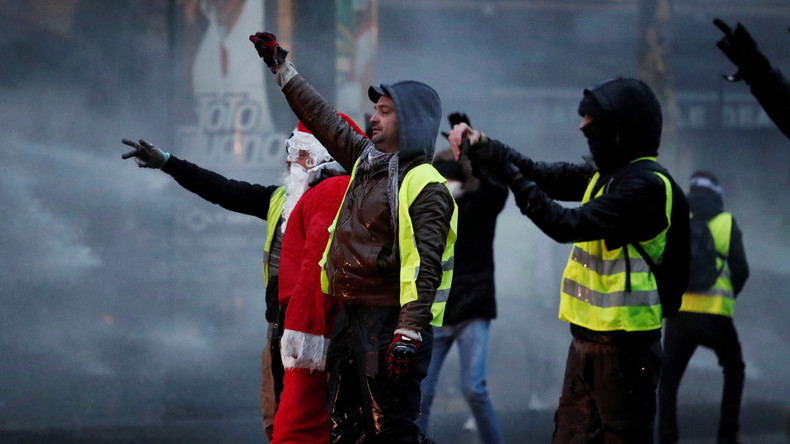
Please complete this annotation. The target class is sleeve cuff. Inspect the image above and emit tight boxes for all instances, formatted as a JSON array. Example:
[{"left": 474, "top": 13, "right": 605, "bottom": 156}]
[
  {"left": 394, "top": 327, "right": 422, "bottom": 342},
  {"left": 275, "top": 62, "right": 298, "bottom": 89},
  {"left": 160, "top": 152, "right": 171, "bottom": 168}
]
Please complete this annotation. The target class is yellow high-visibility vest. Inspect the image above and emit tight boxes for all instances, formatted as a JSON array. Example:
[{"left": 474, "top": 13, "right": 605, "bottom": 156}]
[
  {"left": 680, "top": 212, "right": 734, "bottom": 317},
  {"left": 263, "top": 186, "right": 286, "bottom": 286},
  {"left": 320, "top": 161, "right": 458, "bottom": 327},
  {"left": 559, "top": 157, "right": 671, "bottom": 332}
]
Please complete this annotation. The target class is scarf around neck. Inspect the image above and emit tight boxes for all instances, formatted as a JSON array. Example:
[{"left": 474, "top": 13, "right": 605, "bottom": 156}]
[{"left": 357, "top": 144, "right": 400, "bottom": 233}]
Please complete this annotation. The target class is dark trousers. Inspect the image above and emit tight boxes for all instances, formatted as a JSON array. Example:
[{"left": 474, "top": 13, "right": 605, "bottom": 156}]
[
  {"left": 327, "top": 305, "right": 433, "bottom": 444},
  {"left": 658, "top": 312, "right": 745, "bottom": 444},
  {"left": 552, "top": 337, "right": 662, "bottom": 444}
]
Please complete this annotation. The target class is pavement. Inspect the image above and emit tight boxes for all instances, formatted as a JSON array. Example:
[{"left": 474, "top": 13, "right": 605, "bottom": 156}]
[{"left": 1, "top": 400, "right": 787, "bottom": 443}]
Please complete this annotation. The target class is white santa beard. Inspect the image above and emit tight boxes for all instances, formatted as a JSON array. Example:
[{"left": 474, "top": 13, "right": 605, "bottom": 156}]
[{"left": 281, "top": 165, "right": 311, "bottom": 233}]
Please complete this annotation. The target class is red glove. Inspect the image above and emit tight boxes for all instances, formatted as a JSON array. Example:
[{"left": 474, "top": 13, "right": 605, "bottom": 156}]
[
  {"left": 249, "top": 32, "right": 289, "bottom": 71},
  {"left": 386, "top": 334, "right": 420, "bottom": 384}
]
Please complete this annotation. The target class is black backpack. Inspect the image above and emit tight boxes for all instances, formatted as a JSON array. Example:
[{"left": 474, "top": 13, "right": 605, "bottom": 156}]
[
  {"left": 621, "top": 161, "right": 690, "bottom": 318},
  {"left": 686, "top": 215, "right": 726, "bottom": 293}
]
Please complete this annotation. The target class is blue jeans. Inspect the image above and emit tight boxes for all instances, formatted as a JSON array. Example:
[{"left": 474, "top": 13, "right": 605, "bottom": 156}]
[{"left": 417, "top": 318, "right": 503, "bottom": 444}]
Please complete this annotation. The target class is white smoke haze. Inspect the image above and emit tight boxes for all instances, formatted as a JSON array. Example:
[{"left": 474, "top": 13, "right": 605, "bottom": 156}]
[{"left": 1, "top": 1, "right": 789, "bottom": 441}]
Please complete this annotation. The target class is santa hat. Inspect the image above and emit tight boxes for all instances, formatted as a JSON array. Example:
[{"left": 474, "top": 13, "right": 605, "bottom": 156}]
[{"left": 286, "top": 113, "right": 367, "bottom": 167}]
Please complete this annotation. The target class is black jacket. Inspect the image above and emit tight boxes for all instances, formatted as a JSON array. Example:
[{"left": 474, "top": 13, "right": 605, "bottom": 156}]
[
  {"left": 443, "top": 173, "right": 508, "bottom": 325},
  {"left": 162, "top": 156, "right": 278, "bottom": 219},
  {"left": 507, "top": 152, "right": 673, "bottom": 251}
]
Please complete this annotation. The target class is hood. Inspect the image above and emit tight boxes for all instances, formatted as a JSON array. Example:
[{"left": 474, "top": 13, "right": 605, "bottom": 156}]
[
  {"left": 582, "top": 77, "right": 663, "bottom": 160},
  {"left": 369, "top": 80, "right": 442, "bottom": 161}
]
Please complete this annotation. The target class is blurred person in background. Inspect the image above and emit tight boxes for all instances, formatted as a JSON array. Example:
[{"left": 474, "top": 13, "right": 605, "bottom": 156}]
[
  {"left": 449, "top": 77, "right": 690, "bottom": 443},
  {"left": 417, "top": 113, "right": 507, "bottom": 444},
  {"left": 658, "top": 171, "right": 749, "bottom": 444}
]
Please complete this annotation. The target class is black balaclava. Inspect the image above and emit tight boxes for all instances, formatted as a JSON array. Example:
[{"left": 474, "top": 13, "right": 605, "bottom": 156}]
[{"left": 578, "top": 90, "right": 623, "bottom": 175}]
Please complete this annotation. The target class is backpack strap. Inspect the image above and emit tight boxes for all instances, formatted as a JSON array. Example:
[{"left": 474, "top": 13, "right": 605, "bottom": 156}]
[{"left": 631, "top": 242, "right": 658, "bottom": 282}]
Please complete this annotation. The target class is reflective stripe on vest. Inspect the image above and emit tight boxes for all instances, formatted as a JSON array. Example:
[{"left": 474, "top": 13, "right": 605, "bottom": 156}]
[
  {"left": 558, "top": 157, "right": 670, "bottom": 332},
  {"left": 263, "top": 186, "right": 286, "bottom": 286},
  {"left": 680, "top": 212, "right": 735, "bottom": 317},
  {"left": 320, "top": 160, "right": 458, "bottom": 327}
]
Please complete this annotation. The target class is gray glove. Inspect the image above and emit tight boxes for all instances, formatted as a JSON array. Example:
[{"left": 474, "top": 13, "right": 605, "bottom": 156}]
[{"left": 121, "top": 139, "right": 169, "bottom": 169}]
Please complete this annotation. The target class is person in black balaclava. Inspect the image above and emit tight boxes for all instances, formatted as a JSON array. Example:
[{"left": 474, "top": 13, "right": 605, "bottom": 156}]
[{"left": 449, "top": 77, "right": 689, "bottom": 443}]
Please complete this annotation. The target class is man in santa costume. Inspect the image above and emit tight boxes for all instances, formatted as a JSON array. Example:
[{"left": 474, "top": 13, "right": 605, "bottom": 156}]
[{"left": 273, "top": 116, "right": 367, "bottom": 444}]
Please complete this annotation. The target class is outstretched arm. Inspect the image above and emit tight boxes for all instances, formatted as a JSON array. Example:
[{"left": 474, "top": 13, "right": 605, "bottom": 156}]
[
  {"left": 250, "top": 32, "right": 370, "bottom": 171},
  {"left": 120, "top": 139, "right": 277, "bottom": 219}
]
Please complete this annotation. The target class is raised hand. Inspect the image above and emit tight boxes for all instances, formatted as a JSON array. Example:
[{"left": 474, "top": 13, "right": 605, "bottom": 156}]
[
  {"left": 249, "top": 31, "right": 289, "bottom": 72},
  {"left": 713, "top": 18, "right": 770, "bottom": 82},
  {"left": 121, "top": 139, "right": 168, "bottom": 169}
]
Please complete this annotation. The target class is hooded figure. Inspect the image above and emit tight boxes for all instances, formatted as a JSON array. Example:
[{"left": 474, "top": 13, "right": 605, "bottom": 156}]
[
  {"left": 368, "top": 81, "right": 443, "bottom": 160},
  {"left": 261, "top": 42, "right": 457, "bottom": 443},
  {"left": 449, "top": 77, "right": 689, "bottom": 443}
]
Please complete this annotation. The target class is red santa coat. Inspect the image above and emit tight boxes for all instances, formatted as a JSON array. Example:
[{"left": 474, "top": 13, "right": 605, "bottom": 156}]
[{"left": 272, "top": 174, "right": 348, "bottom": 444}]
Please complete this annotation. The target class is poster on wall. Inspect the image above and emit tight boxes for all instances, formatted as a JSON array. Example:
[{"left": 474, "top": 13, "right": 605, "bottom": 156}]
[{"left": 175, "top": 0, "right": 284, "bottom": 174}]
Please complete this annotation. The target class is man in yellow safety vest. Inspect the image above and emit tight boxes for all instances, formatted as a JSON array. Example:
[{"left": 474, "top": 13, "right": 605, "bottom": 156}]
[
  {"left": 450, "top": 77, "right": 690, "bottom": 443},
  {"left": 658, "top": 171, "right": 750, "bottom": 444},
  {"left": 251, "top": 32, "right": 457, "bottom": 443}
]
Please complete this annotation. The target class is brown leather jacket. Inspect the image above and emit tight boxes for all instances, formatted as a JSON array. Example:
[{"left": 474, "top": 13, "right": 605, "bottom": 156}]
[{"left": 277, "top": 65, "right": 454, "bottom": 335}]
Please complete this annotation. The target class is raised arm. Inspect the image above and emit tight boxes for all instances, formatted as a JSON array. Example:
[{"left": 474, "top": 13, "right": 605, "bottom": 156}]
[{"left": 250, "top": 32, "right": 370, "bottom": 171}]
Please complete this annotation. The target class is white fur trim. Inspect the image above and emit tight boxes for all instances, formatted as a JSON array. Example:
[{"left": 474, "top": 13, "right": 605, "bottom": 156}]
[
  {"left": 287, "top": 130, "right": 332, "bottom": 166},
  {"left": 280, "top": 329, "right": 330, "bottom": 371}
]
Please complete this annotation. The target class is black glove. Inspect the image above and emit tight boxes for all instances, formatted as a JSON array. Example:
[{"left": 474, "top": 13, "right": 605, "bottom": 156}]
[
  {"left": 249, "top": 32, "right": 289, "bottom": 72},
  {"left": 441, "top": 112, "right": 470, "bottom": 139},
  {"left": 386, "top": 333, "right": 419, "bottom": 384},
  {"left": 121, "top": 139, "right": 168, "bottom": 169},
  {"left": 713, "top": 18, "right": 771, "bottom": 83},
  {"left": 465, "top": 139, "right": 522, "bottom": 184}
]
